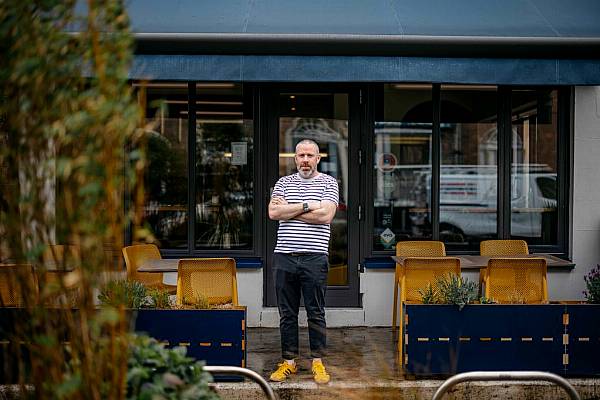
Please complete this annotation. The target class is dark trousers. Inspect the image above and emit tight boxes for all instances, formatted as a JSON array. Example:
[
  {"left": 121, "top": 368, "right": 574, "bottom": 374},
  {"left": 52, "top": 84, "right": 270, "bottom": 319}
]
[{"left": 273, "top": 252, "right": 329, "bottom": 359}]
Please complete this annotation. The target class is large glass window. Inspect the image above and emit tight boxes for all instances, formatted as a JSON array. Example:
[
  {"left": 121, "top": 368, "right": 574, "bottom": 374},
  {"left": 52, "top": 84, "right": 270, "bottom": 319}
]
[
  {"left": 134, "top": 82, "right": 254, "bottom": 253},
  {"left": 511, "top": 89, "right": 558, "bottom": 245},
  {"left": 374, "top": 84, "right": 568, "bottom": 256},
  {"left": 373, "top": 84, "right": 433, "bottom": 251},
  {"left": 440, "top": 85, "right": 498, "bottom": 251},
  {"left": 138, "top": 83, "right": 189, "bottom": 249},
  {"left": 195, "top": 83, "right": 254, "bottom": 250}
]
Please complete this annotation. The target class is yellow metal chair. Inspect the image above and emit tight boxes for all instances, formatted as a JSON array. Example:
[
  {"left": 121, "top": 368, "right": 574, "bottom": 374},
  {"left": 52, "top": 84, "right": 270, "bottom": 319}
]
[
  {"left": 0, "top": 264, "right": 38, "bottom": 307},
  {"left": 484, "top": 257, "right": 548, "bottom": 303},
  {"left": 177, "top": 258, "right": 238, "bottom": 306},
  {"left": 480, "top": 239, "right": 529, "bottom": 256},
  {"left": 42, "top": 244, "right": 80, "bottom": 267},
  {"left": 479, "top": 239, "right": 529, "bottom": 296},
  {"left": 122, "top": 244, "right": 174, "bottom": 292},
  {"left": 392, "top": 241, "right": 446, "bottom": 332},
  {"left": 397, "top": 257, "right": 461, "bottom": 356}
]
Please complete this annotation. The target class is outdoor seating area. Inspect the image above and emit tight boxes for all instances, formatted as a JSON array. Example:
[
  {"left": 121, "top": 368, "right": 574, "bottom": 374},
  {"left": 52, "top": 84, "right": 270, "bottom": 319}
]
[
  {"left": 1, "top": 240, "right": 599, "bottom": 398},
  {"left": 384, "top": 240, "right": 600, "bottom": 379},
  {"left": 119, "top": 240, "right": 594, "bottom": 380},
  {"left": 392, "top": 240, "right": 551, "bottom": 349},
  {"left": 1, "top": 241, "right": 599, "bottom": 400}
]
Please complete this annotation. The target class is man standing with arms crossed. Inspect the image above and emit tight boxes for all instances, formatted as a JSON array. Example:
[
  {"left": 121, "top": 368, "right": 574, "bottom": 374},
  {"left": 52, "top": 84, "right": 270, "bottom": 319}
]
[{"left": 268, "top": 139, "right": 338, "bottom": 384}]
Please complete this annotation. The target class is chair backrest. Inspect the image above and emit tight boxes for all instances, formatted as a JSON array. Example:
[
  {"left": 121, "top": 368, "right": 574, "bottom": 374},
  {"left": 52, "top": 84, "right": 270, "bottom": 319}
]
[
  {"left": 177, "top": 258, "right": 238, "bottom": 306},
  {"left": 480, "top": 240, "right": 528, "bottom": 256},
  {"left": 396, "top": 241, "right": 446, "bottom": 257},
  {"left": 401, "top": 257, "right": 461, "bottom": 302},
  {"left": 485, "top": 257, "right": 547, "bottom": 303},
  {"left": 43, "top": 244, "right": 80, "bottom": 269},
  {"left": 0, "top": 264, "right": 38, "bottom": 307},
  {"left": 122, "top": 244, "right": 163, "bottom": 287}
]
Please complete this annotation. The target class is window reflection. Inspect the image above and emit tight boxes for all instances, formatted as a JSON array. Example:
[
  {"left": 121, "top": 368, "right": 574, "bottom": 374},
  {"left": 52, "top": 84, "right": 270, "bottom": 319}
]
[
  {"left": 279, "top": 93, "right": 348, "bottom": 285},
  {"left": 440, "top": 85, "right": 498, "bottom": 251},
  {"left": 195, "top": 83, "right": 253, "bottom": 250},
  {"left": 373, "top": 84, "right": 433, "bottom": 251},
  {"left": 511, "top": 89, "right": 558, "bottom": 245},
  {"left": 137, "top": 82, "right": 189, "bottom": 249}
]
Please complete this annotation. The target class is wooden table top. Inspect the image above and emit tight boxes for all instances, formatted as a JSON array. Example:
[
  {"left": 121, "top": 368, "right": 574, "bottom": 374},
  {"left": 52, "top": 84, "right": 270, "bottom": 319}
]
[
  {"left": 137, "top": 259, "right": 180, "bottom": 273},
  {"left": 0, "top": 262, "right": 75, "bottom": 272},
  {"left": 391, "top": 254, "right": 574, "bottom": 269}
]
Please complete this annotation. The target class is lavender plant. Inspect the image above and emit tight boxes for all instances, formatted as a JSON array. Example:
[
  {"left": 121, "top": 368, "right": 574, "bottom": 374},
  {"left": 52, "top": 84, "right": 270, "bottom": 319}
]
[{"left": 583, "top": 264, "right": 600, "bottom": 303}]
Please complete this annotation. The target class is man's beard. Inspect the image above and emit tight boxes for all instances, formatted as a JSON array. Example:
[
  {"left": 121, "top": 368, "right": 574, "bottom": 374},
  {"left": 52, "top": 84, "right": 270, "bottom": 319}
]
[{"left": 298, "top": 165, "right": 314, "bottom": 178}]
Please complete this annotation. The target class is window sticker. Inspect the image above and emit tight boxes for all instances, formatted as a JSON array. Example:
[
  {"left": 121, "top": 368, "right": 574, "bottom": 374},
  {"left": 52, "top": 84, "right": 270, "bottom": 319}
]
[
  {"left": 380, "top": 228, "right": 396, "bottom": 249},
  {"left": 231, "top": 141, "right": 247, "bottom": 165},
  {"left": 376, "top": 152, "right": 397, "bottom": 173}
]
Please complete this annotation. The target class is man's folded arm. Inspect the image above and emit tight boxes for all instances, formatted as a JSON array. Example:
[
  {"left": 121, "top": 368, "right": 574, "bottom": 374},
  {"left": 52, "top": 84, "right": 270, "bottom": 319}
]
[
  {"left": 294, "top": 200, "right": 337, "bottom": 224},
  {"left": 269, "top": 199, "right": 322, "bottom": 221},
  {"left": 268, "top": 200, "right": 302, "bottom": 221}
]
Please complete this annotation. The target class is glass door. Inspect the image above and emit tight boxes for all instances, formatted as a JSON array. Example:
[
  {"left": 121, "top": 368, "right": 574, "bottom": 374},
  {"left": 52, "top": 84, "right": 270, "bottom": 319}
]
[{"left": 265, "top": 86, "right": 361, "bottom": 307}]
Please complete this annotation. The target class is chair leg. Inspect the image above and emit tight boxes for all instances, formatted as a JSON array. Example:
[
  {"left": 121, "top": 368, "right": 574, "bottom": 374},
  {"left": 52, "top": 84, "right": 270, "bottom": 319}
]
[
  {"left": 397, "top": 304, "right": 404, "bottom": 365},
  {"left": 392, "top": 280, "right": 399, "bottom": 333}
]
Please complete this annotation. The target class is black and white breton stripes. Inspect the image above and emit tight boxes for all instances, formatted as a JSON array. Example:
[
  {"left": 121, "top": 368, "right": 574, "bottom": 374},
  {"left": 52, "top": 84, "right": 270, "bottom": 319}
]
[{"left": 272, "top": 172, "right": 339, "bottom": 255}]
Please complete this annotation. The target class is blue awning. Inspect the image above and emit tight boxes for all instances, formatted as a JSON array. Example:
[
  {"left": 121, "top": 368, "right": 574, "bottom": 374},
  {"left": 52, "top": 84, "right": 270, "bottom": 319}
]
[
  {"left": 77, "top": 0, "right": 600, "bottom": 83},
  {"left": 130, "top": 55, "right": 600, "bottom": 85}
]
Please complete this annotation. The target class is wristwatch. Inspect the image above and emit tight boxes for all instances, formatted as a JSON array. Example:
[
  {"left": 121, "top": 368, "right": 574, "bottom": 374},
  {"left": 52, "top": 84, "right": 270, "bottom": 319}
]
[{"left": 302, "top": 202, "right": 309, "bottom": 213}]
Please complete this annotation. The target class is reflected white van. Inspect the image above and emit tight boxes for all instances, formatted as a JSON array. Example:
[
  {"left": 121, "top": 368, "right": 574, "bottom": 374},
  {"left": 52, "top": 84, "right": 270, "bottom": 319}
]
[{"left": 437, "top": 165, "right": 557, "bottom": 241}]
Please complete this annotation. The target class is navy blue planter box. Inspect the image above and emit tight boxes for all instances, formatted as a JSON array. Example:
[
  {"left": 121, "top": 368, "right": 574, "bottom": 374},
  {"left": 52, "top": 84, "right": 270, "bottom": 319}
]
[
  {"left": 133, "top": 307, "right": 246, "bottom": 370},
  {"left": 0, "top": 307, "right": 247, "bottom": 383},
  {"left": 403, "top": 303, "right": 600, "bottom": 376}
]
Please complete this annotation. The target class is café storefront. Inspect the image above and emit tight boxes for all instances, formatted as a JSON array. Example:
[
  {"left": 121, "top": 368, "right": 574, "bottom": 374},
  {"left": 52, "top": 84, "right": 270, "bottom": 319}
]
[{"left": 125, "top": 0, "right": 600, "bottom": 325}]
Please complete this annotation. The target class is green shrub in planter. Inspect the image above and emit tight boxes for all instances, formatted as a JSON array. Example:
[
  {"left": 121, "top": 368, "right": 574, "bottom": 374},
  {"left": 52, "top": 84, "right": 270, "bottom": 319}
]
[
  {"left": 417, "top": 275, "right": 478, "bottom": 308},
  {"left": 98, "top": 280, "right": 148, "bottom": 309},
  {"left": 127, "top": 334, "right": 220, "bottom": 400},
  {"left": 418, "top": 283, "right": 440, "bottom": 304},
  {"left": 435, "top": 274, "right": 478, "bottom": 310},
  {"left": 479, "top": 296, "right": 497, "bottom": 304},
  {"left": 146, "top": 287, "right": 173, "bottom": 309}
]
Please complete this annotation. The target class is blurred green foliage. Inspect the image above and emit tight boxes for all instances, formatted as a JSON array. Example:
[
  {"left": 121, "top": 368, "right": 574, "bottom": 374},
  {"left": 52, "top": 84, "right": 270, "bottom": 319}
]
[
  {"left": 127, "top": 335, "right": 220, "bottom": 400},
  {"left": 0, "top": 0, "right": 149, "bottom": 398}
]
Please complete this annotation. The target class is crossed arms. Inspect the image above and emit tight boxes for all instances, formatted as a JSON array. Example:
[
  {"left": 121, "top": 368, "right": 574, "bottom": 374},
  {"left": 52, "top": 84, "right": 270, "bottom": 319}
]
[{"left": 268, "top": 196, "right": 337, "bottom": 224}]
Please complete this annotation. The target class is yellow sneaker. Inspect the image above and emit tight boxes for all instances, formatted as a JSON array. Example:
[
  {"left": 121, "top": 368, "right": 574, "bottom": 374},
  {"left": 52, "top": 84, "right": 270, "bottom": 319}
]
[
  {"left": 311, "top": 360, "right": 330, "bottom": 384},
  {"left": 269, "top": 362, "right": 297, "bottom": 382}
]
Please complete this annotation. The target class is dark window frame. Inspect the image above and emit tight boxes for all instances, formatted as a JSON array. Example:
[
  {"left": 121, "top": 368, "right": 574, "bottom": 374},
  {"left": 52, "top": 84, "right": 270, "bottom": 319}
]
[
  {"left": 130, "top": 81, "right": 262, "bottom": 259},
  {"left": 128, "top": 82, "right": 572, "bottom": 260},
  {"left": 366, "top": 84, "right": 572, "bottom": 258}
]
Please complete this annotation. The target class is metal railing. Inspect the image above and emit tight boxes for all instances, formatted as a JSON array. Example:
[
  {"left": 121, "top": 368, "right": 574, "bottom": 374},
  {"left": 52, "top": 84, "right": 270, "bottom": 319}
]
[
  {"left": 203, "top": 366, "right": 276, "bottom": 400},
  {"left": 432, "top": 371, "right": 580, "bottom": 400}
]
